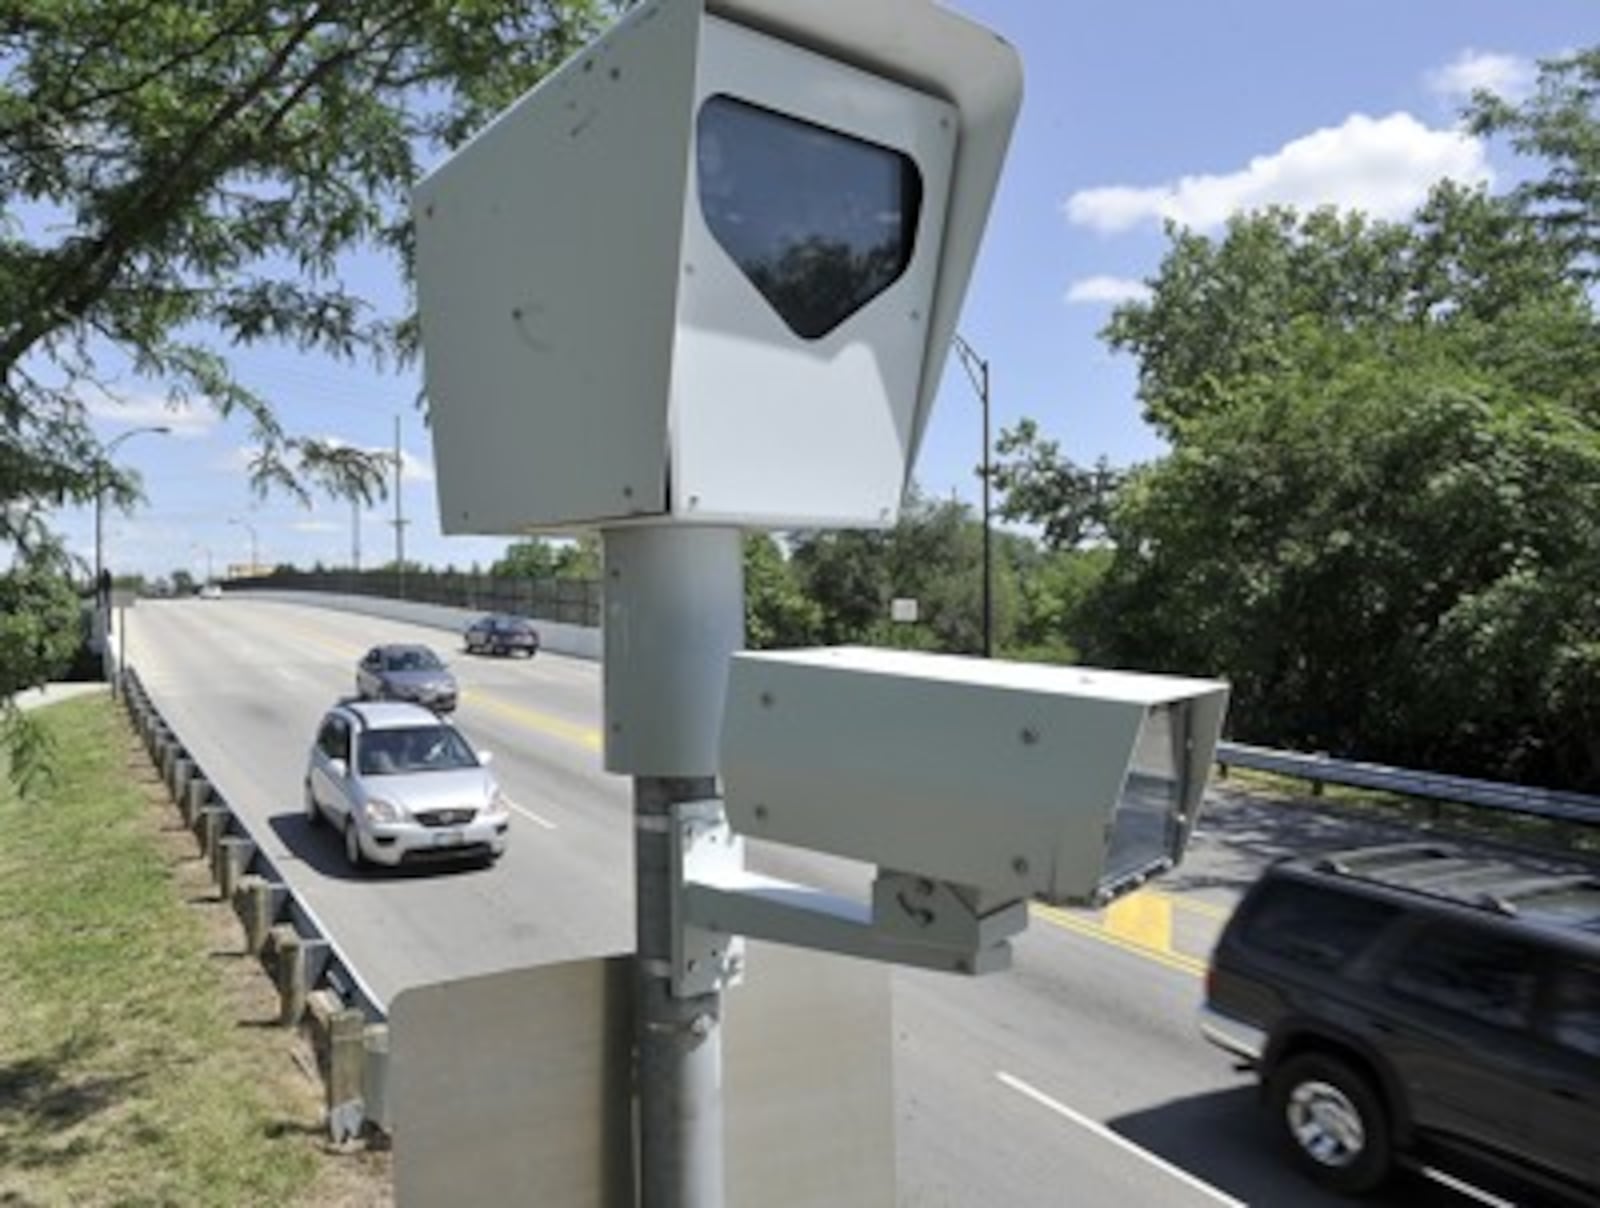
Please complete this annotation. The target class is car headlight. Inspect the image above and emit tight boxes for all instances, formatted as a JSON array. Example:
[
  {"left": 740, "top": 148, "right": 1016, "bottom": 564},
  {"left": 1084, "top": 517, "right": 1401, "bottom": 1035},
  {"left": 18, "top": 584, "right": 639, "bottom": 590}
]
[
  {"left": 485, "top": 789, "right": 512, "bottom": 818},
  {"left": 365, "top": 797, "right": 406, "bottom": 824}
]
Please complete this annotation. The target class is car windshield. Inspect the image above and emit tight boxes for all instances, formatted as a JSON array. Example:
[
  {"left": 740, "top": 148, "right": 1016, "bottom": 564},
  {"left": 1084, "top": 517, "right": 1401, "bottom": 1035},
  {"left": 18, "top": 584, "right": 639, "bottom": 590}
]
[
  {"left": 357, "top": 726, "right": 478, "bottom": 776},
  {"left": 384, "top": 648, "right": 443, "bottom": 672}
]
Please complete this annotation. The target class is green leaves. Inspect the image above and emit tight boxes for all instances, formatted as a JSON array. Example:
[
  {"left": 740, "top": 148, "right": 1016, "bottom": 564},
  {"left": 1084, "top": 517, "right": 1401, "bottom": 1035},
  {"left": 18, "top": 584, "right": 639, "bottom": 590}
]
[
  {"left": 994, "top": 44, "right": 1600, "bottom": 790},
  {"left": 1, "top": 0, "right": 611, "bottom": 544}
]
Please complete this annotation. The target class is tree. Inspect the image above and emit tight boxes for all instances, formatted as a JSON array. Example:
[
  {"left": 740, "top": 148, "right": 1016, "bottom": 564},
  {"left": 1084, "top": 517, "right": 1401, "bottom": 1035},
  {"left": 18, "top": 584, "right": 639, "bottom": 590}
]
[
  {"left": 790, "top": 489, "right": 1019, "bottom": 655},
  {"left": 170, "top": 568, "right": 196, "bottom": 594},
  {"left": 0, "top": 545, "right": 84, "bottom": 793},
  {"left": 1, "top": 0, "right": 610, "bottom": 553},
  {"left": 1101, "top": 189, "right": 1578, "bottom": 436},
  {"left": 552, "top": 534, "right": 601, "bottom": 580},
  {"left": 743, "top": 534, "right": 819, "bottom": 649},
  {"left": 1468, "top": 48, "right": 1600, "bottom": 282},
  {"left": 491, "top": 539, "right": 560, "bottom": 579}
]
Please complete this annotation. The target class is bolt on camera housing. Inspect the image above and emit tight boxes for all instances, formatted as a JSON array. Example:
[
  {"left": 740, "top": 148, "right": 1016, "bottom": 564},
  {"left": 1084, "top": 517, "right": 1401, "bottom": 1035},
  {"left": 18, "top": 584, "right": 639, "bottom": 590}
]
[{"left": 414, "top": 0, "right": 1021, "bottom": 534}]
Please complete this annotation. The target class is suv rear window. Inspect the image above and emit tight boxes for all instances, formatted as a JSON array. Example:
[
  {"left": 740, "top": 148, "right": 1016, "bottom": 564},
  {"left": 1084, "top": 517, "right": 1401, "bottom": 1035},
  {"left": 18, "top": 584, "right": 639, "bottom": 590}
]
[
  {"left": 1240, "top": 880, "right": 1399, "bottom": 971},
  {"left": 1386, "top": 925, "right": 1538, "bottom": 1031}
]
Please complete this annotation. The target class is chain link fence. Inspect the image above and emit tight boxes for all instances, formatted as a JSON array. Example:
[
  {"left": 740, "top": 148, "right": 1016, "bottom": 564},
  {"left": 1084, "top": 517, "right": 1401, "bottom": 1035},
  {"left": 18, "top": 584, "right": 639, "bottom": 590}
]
[{"left": 231, "top": 569, "right": 602, "bottom": 628}]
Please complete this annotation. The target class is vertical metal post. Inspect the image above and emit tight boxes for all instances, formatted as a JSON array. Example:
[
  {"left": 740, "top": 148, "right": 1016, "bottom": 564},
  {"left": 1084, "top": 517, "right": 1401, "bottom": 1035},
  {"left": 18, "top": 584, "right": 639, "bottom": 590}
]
[
  {"left": 979, "top": 355, "right": 993, "bottom": 659},
  {"left": 392, "top": 415, "right": 408, "bottom": 597},
  {"left": 352, "top": 495, "right": 362, "bottom": 573},
  {"left": 117, "top": 603, "right": 126, "bottom": 690},
  {"left": 602, "top": 525, "right": 743, "bottom": 1208}
]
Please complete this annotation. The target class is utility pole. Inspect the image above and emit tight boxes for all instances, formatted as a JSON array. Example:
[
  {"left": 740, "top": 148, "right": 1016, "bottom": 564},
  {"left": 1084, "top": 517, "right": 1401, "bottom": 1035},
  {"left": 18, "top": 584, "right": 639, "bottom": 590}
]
[
  {"left": 352, "top": 495, "right": 362, "bottom": 573},
  {"left": 951, "top": 334, "right": 993, "bottom": 658},
  {"left": 391, "top": 415, "right": 409, "bottom": 598}
]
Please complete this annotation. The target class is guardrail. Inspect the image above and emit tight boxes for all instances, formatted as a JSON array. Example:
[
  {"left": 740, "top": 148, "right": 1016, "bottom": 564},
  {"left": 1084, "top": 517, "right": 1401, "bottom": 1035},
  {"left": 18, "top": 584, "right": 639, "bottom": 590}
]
[
  {"left": 1215, "top": 741, "right": 1600, "bottom": 827},
  {"left": 119, "top": 666, "right": 390, "bottom": 1141}
]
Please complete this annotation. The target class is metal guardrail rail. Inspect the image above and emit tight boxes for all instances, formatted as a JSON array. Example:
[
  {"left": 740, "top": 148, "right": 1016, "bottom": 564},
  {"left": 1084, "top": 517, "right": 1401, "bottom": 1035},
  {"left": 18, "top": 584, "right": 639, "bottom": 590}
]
[{"left": 1215, "top": 741, "right": 1600, "bottom": 826}]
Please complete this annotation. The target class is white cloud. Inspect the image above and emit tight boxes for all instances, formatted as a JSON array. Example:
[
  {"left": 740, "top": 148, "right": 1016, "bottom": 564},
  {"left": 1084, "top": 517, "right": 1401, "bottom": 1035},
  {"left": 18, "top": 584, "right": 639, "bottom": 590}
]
[
  {"left": 1426, "top": 50, "right": 1534, "bottom": 104},
  {"left": 83, "top": 387, "right": 217, "bottom": 439},
  {"left": 1065, "top": 112, "right": 1492, "bottom": 235},
  {"left": 1064, "top": 276, "right": 1152, "bottom": 305}
]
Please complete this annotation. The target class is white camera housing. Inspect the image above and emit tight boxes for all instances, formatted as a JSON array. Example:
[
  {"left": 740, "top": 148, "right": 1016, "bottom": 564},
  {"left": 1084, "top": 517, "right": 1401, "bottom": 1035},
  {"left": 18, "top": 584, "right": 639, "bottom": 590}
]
[
  {"left": 414, "top": 0, "right": 1021, "bottom": 533},
  {"left": 720, "top": 648, "right": 1231, "bottom": 906}
]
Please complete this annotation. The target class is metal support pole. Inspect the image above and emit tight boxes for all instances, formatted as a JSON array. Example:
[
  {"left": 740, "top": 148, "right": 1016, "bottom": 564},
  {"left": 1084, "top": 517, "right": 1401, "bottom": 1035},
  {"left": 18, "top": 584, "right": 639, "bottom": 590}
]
[
  {"left": 602, "top": 525, "right": 743, "bottom": 1208},
  {"left": 952, "top": 335, "right": 994, "bottom": 658},
  {"left": 980, "top": 355, "right": 993, "bottom": 660}
]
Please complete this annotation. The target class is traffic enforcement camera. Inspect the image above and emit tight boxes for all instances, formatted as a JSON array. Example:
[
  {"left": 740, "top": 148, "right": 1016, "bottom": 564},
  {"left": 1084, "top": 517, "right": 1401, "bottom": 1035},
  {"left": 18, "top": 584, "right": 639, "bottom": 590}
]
[{"left": 414, "top": 0, "right": 1021, "bottom": 534}]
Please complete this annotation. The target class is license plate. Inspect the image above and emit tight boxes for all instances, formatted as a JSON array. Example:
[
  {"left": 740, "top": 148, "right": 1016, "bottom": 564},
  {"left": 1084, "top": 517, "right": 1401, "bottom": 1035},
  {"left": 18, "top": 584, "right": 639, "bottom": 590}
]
[{"left": 433, "top": 830, "right": 465, "bottom": 847}]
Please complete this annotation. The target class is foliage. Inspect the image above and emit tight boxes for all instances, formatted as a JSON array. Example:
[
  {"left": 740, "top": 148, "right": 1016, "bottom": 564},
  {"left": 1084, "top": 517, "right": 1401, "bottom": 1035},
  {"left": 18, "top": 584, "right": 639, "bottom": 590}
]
[
  {"left": 790, "top": 489, "right": 1019, "bottom": 656},
  {"left": 743, "top": 534, "right": 820, "bottom": 649},
  {"left": 0, "top": 0, "right": 610, "bottom": 551},
  {"left": 994, "top": 49, "right": 1600, "bottom": 789},
  {"left": 1101, "top": 187, "right": 1581, "bottom": 436},
  {"left": 0, "top": 545, "right": 83, "bottom": 794},
  {"left": 1468, "top": 47, "right": 1600, "bottom": 282},
  {"left": 492, "top": 538, "right": 561, "bottom": 580}
]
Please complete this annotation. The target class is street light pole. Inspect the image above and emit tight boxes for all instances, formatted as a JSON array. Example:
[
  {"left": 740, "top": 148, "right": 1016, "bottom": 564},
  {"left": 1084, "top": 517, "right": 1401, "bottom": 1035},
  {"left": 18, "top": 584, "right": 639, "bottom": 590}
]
[
  {"left": 94, "top": 425, "right": 171, "bottom": 590},
  {"left": 951, "top": 335, "right": 993, "bottom": 658},
  {"left": 229, "top": 517, "right": 259, "bottom": 577}
]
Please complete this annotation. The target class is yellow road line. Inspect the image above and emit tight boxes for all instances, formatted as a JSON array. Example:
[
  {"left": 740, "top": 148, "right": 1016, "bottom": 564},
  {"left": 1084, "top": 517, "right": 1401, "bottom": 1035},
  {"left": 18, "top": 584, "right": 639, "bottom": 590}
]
[
  {"left": 1033, "top": 903, "right": 1206, "bottom": 979},
  {"left": 461, "top": 689, "right": 603, "bottom": 753},
  {"left": 1104, "top": 892, "right": 1173, "bottom": 951}
]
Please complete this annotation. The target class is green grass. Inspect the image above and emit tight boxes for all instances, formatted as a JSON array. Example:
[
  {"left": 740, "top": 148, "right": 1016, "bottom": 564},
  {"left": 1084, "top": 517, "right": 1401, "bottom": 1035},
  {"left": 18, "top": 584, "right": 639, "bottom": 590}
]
[
  {"left": 0, "top": 694, "right": 322, "bottom": 1207},
  {"left": 1221, "top": 765, "right": 1600, "bottom": 859}
]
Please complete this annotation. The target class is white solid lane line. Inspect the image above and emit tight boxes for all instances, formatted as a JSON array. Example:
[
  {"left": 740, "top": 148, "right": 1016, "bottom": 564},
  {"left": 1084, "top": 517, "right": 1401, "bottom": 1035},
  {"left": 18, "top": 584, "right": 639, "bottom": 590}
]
[
  {"left": 509, "top": 801, "right": 558, "bottom": 830},
  {"left": 995, "top": 1071, "right": 1246, "bottom": 1208}
]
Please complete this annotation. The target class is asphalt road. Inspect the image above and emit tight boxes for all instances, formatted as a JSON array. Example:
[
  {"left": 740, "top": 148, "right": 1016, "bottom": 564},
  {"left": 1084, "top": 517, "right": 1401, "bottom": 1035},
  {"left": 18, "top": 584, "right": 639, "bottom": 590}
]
[{"left": 125, "top": 596, "right": 1481, "bottom": 1208}]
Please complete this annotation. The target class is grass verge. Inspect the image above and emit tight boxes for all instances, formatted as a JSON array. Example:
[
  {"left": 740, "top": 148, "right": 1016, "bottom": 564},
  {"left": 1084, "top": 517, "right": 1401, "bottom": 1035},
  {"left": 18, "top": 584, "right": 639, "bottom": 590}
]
[{"left": 0, "top": 692, "right": 389, "bottom": 1206}]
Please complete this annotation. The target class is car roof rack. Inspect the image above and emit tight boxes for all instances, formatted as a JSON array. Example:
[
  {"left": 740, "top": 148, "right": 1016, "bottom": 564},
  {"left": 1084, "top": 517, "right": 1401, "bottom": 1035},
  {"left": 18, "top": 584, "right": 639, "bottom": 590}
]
[{"left": 1310, "top": 842, "right": 1600, "bottom": 923}]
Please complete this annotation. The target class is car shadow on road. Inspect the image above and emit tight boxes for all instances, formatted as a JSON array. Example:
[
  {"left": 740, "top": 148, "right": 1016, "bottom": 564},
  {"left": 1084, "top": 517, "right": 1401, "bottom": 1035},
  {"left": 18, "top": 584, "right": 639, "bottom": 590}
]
[
  {"left": 1108, "top": 1087, "right": 1472, "bottom": 1208},
  {"left": 266, "top": 813, "right": 487, "bottom": 882}
]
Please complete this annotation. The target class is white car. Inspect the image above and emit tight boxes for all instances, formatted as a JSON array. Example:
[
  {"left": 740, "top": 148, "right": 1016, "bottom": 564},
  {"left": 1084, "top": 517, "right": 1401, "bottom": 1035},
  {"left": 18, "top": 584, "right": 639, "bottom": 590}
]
[
  {"left": 304, "top": 700, "right": 511, "bottom": 869},
  {"left": 198, "top": 583, "right": 223, "bottom": 599}
]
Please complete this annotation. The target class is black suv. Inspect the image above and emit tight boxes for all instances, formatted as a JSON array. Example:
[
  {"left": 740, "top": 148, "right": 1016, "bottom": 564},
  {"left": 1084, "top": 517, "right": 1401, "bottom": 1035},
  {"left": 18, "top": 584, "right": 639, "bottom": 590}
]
[{"left": 1202, "top": 842, "right": 1600, "bottom": 1203}]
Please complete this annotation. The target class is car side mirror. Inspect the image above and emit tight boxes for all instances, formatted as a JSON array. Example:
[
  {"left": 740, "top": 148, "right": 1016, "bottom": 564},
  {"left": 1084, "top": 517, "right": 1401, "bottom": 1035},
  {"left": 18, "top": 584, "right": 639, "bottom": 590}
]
[
  {"left": 478, "top": 751, "right": 494, "bottom": 766},
  {"left": 328, "top": 757, "right": 348, "bottom": 779}
]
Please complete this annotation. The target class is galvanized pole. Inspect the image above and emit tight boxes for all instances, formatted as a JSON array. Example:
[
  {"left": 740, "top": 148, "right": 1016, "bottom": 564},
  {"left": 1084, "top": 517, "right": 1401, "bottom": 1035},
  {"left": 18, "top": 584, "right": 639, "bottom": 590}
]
[
  {"left": 392, "top": 416, "right": 408, "bottom": 598},
  {"left": 602, "top": 525, "right": 742, "bottom": 1208},
  {"left": 979, "top": 354, "right": 993, "bottom": 660}
]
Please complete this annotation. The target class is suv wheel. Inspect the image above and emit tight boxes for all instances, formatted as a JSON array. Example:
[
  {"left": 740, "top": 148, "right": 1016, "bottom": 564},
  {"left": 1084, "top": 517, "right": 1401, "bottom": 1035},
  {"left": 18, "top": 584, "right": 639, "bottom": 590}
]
[
  {"left": 304, "top": 781, "right": 321, "bottom": 828},
  {"left": 1269, "top": 1053, "right": 1391, "bottom": 1194}
]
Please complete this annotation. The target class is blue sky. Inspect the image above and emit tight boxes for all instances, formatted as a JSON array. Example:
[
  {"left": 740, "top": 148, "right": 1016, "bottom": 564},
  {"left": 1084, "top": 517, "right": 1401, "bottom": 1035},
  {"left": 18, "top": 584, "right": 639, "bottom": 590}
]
[{"left": 55, "top": 0, "right": 1596, "bottom": 581}]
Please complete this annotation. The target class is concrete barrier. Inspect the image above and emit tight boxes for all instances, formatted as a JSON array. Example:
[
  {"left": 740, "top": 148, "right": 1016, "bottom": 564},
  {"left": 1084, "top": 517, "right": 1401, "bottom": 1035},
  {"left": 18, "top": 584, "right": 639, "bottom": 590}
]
[{"left": 238, "top": 589, "right": 602, "bottom": 661}]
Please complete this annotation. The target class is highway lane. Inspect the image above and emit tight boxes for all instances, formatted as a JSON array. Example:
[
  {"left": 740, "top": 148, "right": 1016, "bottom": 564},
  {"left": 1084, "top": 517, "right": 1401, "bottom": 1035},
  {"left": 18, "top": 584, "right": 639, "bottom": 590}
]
[{"left": 126, "top": 596, "right": 1474, "bottom": 1207}]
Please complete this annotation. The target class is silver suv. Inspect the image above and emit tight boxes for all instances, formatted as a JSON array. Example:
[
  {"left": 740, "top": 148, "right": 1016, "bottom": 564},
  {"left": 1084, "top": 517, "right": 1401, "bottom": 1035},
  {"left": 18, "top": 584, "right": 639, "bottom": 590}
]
[{"left": 304, "top": 700, "right": 510, "bottom": 869}]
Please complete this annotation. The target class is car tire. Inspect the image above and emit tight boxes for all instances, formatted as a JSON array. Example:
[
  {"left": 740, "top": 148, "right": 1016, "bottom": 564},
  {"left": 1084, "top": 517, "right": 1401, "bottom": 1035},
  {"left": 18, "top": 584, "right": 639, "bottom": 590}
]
[
  {"left": 1268, "top": 1052, "right": 1392, "bottom": 1195},
  {"left": 304, "top": 781, "right": 322, "bottom": 828},
  {"left": 343, "top": 818, "right": 366, "bottom": 871}
]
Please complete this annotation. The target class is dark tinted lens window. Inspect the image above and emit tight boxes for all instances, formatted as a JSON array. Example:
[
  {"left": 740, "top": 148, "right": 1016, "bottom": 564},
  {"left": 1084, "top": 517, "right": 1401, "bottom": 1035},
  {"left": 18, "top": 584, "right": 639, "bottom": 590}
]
[
  {"left": 1240, "top": 881, "right": 1398, "bottom": 971},
  {"left": 1388, "top": 926, "right": 1537, "bottom": 1030},
  {"left": 1546, "top": 965, "right": 1600, "bottom": 1057},
  {"left": 696, "top": 95, "right": 923, "bottom": 340}
]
